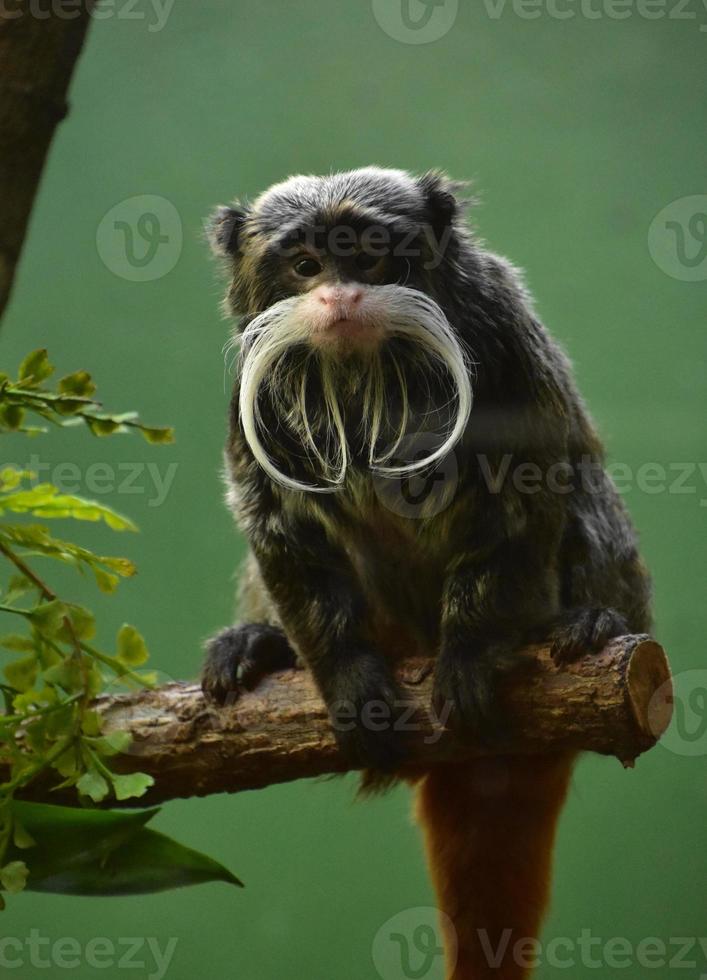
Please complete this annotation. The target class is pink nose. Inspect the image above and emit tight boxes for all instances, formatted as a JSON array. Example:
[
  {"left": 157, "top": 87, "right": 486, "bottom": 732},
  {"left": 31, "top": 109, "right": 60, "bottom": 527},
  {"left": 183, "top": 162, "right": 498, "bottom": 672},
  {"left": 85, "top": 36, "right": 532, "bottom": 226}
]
[{"left": 313, "top": 285, "right": 364, "bottom": 309}]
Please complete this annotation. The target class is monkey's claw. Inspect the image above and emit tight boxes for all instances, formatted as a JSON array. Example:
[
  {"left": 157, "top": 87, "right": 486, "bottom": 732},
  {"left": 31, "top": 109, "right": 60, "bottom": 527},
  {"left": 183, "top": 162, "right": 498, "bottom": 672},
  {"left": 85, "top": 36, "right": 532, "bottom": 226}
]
[
  {"left": 549, "top": 607, "right": 628, "bottom": 665},
  {"left": 201, "top": 624, "right": 297, "bottom": 705}
]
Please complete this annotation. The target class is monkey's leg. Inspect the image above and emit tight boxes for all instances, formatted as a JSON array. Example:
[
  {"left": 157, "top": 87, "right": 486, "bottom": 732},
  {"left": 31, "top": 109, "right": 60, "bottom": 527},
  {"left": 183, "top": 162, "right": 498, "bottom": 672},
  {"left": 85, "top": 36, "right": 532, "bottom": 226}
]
[
  {"left": 433, "top": 534, "right": 561, "bottom": 740},
  {"left": 548, "top": 492, "right": 653, "bottom": 665},
  {"left": 244, "top": 513, "right": 408, "bottom": 771},
  {"left": 416, "top": 753, "right": 575, "bottom": 980}
]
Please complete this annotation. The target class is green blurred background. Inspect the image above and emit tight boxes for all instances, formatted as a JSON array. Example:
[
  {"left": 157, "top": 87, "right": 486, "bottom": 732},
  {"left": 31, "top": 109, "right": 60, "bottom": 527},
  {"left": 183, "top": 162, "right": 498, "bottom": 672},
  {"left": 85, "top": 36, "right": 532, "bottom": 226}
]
[{"left": 1, "top": 1, "right": 706, "bottom": 977}]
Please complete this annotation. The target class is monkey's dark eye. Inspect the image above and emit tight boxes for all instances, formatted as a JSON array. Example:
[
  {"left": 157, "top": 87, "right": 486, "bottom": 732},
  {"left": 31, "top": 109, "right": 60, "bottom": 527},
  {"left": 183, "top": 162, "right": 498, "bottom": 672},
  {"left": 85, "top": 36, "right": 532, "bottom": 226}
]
[
  {"left": 355, "top": 251, "right": 384, "bottom": 272},
  {"left": 293, "top": 256, "right": 323, "bottom": 278}
]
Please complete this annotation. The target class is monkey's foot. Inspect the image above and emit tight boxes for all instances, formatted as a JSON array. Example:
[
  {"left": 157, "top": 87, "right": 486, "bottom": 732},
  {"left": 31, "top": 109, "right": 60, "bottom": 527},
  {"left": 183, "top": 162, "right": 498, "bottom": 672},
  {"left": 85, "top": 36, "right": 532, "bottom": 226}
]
[
  {"left": 550, "top": 607, "right": 628, "bottom": 666},
  {"left": 324, "top": 653, "right": 411, "bottom": 772},
  {"left": 432, "top": 645, "right": 505, "bottom": 744},
  {"left": 201, "top": 624, "right": 298, "bottom": 705}
]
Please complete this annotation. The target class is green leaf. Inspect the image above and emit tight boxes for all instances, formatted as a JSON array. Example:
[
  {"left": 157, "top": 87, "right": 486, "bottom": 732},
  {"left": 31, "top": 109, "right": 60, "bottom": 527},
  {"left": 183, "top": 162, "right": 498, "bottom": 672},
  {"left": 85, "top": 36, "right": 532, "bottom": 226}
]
[
  {"left": 20, "top": 826, "right": 242, "bottom": 895},
  {"left": 12, "top": 821, "right": 36, "bottom": 850},
  {"left": 0, "top": 525, "right": 137, "bottom": 584},
  {"left": 0, "top": 402, "right": 24, "bottom": 430},
  {"left": 0, "top": 468, "right": 34, "bottom": 491},
  {"left": 58, "top": 371, "right": 96, "bottom": 398},
  {"left": 93, "top": 567, "right": 119, "bottom": 594},
  {"left": 0, "top": 861, "right": 29, "bottom": 894},
  {"left": 111, "top": 772, "right": 154, "bottom": 801},
  {"left": 116, "top": 624, "right": 149, "bottom": 666},
  {"left": 3, "top": 655, "right": 38, "bottom": 693},
  {"left": 2, "top": 802, "right": 240, "bottom": 896},
  {"left": 99, "top": 556, "right": 136, "bottom": 577},
  {"left": 42, "top": 659, "right": 84, "bottom": 691},
  {"left": 27, "top": 601, "right": 68, "bottom": 638},
  {"left": 76, "top": 769, "right": 110, "bottom": 803},
  {"left": 11, "top": 800, "right": 156, "bottom": 837},
  {"left": 140, "top": 426, "right": 175, "bottom": 445},
  {"left": 85, "top": 417, "right": 123, "bottom": 437},
  {"left": 91, "top": 731, "right": 132, "bottom": 756},
  {"left": 2, "top": 574, "right": 36, "bottom": 605},
  {"left": 12, "top": 686, "right": 56, "bottom": 712},
  {"left": 53, "top": 397, "right": 90, "bottom": 416},
  {"left": 4, "top": 801, "right": 159, "bottom": 887},
  {"left": 57, "top": 604, "right": 96, "bottom": 642},
  {"left": 80, "top": 710, "right": 102, "bottom": 737},
  {"left": 0, "top": 634, "right": 36, "bottom": 653},
  {"left": 18, "top": 349, "right": 54, "bottom": 385},
  {"left": 0, "top": 524, "right": 51, "bottom": 549},
  {"left": 0, "top": 486, "right": 138, "bottom": 532}
]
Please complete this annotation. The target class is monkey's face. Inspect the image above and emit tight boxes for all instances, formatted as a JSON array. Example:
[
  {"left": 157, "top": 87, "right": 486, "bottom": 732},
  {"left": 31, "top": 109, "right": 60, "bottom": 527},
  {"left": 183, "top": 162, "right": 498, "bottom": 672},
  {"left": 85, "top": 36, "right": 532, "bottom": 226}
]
[
  {"left": 208, "top": 168, "right": 474, "bottom": 492},
  {"left": 250, "top": 228, "right": 402, "bottom": 357}
]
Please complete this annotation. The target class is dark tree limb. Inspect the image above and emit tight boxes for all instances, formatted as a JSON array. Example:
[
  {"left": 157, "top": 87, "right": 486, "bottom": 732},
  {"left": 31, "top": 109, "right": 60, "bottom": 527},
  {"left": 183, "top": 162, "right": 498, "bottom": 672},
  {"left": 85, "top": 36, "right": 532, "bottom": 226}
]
[
  {"left": 12, "top": 635, "right": 673, "bottom": 806},
  {"left": 0, "top": 2, "right": 95, "bottom": 320}
]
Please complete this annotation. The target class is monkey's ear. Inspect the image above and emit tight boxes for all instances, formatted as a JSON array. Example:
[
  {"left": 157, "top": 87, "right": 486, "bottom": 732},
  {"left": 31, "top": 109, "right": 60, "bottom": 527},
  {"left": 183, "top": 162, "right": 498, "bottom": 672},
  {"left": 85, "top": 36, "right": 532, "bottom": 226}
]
[
  {"left": 417, "top": 171, "right": 471, "bottom": 231},
  {"left": 206, "top": 204, "right": 249, "bottom": 257}
]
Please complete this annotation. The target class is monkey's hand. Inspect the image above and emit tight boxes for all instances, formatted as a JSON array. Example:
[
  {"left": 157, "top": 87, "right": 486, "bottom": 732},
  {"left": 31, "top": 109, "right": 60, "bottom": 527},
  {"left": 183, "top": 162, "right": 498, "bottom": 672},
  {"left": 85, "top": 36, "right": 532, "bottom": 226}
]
[
  {"left": 201, "top": 623, "right": 298, "bottom": 705},
  {"left": 432, "top": 641, "right": 514, "bottom": 744},
  {"left": 549, "top": 607, "right": 629, "bottom": 665},
  {"left": 319, "top": 650, "right": 410, "bottom": 772}
]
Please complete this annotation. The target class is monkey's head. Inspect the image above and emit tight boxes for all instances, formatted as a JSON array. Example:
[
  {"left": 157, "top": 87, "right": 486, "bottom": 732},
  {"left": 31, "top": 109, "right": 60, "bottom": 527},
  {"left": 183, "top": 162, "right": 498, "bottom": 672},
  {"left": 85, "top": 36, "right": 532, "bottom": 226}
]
[{"left": 208, "top": 167, "right": 475, "bottom": 492}]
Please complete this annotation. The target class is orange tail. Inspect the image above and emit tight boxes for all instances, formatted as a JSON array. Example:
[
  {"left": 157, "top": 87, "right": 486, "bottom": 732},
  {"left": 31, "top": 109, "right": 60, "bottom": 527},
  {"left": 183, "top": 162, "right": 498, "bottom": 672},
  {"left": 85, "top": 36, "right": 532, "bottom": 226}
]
[{"left": 416, "top": 753, "right": 575, "bottom": 980}]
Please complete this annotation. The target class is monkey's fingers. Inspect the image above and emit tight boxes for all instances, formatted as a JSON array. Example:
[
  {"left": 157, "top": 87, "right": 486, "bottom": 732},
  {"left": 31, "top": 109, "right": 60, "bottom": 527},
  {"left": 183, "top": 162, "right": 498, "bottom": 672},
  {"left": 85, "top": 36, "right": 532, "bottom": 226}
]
[
  {"left": 549, "top": 608, "right": 629, "bottom": 666},
  {"left": 201, "top": 623, "right": 297, "bottom": 705}
]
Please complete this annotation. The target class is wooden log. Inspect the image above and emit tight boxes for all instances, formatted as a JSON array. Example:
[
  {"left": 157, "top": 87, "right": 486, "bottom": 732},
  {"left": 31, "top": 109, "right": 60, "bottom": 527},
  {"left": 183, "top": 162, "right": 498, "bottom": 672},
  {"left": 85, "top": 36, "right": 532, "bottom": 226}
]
[{"left": 11, "top": 634, "right": 673, "bottom": 806}]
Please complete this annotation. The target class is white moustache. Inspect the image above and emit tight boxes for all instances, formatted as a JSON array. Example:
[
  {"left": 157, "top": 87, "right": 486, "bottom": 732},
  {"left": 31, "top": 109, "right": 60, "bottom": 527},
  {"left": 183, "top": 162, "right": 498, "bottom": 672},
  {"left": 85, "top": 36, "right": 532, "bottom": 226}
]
[{"left": 237, "top": 284, "right": 474, "bottom": 493}]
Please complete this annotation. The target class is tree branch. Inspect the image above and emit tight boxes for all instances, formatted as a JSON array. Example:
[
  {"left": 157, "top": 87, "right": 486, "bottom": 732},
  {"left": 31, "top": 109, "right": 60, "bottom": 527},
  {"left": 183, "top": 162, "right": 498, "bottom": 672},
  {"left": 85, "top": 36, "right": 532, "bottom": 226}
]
[
  {"left": 12, "top": 635, "right": 673, "bottom": 806},
  {"left": 0, "top": 2, "right": 95, "bottom": 321}
]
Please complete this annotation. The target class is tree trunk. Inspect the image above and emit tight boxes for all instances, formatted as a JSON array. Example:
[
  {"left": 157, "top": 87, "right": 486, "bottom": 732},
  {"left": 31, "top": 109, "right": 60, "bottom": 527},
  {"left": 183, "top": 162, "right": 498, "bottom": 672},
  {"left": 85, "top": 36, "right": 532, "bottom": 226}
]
[{"left": 0, "top": 1, "right": 95, "bottom": 321}]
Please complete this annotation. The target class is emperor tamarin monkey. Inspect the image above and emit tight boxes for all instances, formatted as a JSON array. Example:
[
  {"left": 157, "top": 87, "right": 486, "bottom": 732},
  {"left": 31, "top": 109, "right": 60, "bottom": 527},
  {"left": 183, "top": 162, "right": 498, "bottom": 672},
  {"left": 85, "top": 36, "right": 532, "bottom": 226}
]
[{"left": 201, "top": 168, "right": 652, "bottom": 980}]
